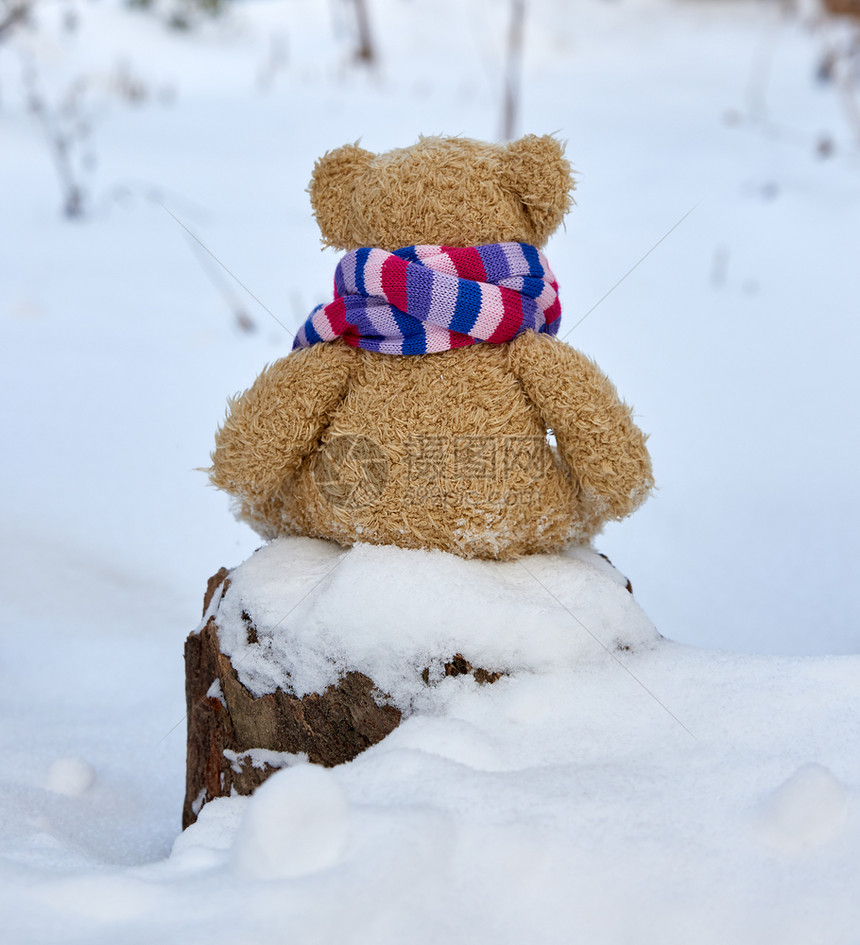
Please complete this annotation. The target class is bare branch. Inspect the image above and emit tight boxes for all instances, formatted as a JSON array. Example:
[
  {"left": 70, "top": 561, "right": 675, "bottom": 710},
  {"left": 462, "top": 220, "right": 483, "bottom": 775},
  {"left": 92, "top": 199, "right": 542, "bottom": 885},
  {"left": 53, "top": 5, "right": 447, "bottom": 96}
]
[
  {"left": 348, "top": 0, "right": 375, "bottom": 65},
  {"left": 501, "top": 0, "right": 526, "bottom": 141},
  {"left": 0, "top": 1, "right": 30, "bottom": 42}
]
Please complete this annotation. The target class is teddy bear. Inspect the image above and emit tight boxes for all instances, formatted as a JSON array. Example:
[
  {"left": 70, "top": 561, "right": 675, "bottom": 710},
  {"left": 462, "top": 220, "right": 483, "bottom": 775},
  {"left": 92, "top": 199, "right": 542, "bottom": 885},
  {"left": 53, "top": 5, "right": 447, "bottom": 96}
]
[{"left": 209, "top": 134, "right": 653, "bottom": 560}]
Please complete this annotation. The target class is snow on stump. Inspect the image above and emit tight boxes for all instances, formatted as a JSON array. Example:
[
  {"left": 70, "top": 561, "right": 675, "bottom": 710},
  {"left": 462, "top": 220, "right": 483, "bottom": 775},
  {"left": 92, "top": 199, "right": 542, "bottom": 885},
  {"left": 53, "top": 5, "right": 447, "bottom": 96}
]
[{"left": 184, "top": 537, "right": 658, "bottom": 828}]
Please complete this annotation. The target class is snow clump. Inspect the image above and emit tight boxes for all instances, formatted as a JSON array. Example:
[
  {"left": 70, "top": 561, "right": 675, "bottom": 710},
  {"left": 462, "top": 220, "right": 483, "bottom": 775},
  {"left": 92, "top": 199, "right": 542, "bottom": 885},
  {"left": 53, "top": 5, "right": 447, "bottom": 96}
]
[
  {"left": 231, "top": 763, "right": 349, "bottom": 880},
  {"left": 757, "top": 762, "right": 850, "bottom": 852},
  {"left": 45, "top": 758, "right": 96, "bottom": 796}
]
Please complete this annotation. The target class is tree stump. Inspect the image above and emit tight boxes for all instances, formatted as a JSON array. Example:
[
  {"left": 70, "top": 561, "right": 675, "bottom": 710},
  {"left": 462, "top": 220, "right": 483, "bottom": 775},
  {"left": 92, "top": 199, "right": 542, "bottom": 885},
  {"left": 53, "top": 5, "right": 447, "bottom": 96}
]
[
  {"left": 183, "top": 567, "right": 403, "bottom": 828},
  {"left": 184, "top": 551, "right": 558, "bottom": 829}
]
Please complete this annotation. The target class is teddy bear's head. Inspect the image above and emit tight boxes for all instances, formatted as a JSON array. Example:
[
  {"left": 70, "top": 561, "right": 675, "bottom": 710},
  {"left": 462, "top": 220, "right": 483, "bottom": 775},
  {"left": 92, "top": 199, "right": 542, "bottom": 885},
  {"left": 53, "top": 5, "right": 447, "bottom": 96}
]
[{"left": 309, "top": 134, "right": 574, "bottom": 253}]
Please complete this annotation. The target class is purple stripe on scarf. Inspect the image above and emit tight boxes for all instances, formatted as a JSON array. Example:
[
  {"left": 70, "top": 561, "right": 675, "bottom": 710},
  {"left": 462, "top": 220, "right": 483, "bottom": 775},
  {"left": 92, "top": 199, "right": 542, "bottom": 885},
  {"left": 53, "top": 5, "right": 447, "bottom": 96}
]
[
  {"left": 406, "top": 262, "right": 434, "bottom": 323},
  {"left": 364, "top": 304, "right": 404, "bottom": 339},
  {"left": 500, "top": 243, "right": 526, "bottom": 280},
  {"left": 334, "top": 254, "right": 349, "bottom": 297},
  {"left": 520, "top": 297, "right": 539, "bottom": 332},
  {"left": 477, "top": 242, "right": 511, "bottom": 284},
  {"left": 341, "top": 297, "right": 378, "bottom": 340}
]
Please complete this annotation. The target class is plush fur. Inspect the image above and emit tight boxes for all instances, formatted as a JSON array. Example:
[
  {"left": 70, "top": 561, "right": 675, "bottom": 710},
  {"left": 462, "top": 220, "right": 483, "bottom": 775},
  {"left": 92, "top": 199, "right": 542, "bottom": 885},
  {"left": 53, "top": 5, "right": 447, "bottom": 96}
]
[{"left": 210, "top": 134, "right": 654, "bottom": 560}]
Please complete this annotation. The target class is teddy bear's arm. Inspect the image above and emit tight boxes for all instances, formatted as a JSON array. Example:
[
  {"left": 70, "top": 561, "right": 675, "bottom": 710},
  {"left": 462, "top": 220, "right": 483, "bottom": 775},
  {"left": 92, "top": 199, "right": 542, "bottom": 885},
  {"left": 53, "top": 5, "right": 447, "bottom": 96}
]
[
  {"left": 209, "top": 343, "right": 354, "bottom": 503},
  {"left": 509, "top": 332, "right": 654, "bottom": 520}
]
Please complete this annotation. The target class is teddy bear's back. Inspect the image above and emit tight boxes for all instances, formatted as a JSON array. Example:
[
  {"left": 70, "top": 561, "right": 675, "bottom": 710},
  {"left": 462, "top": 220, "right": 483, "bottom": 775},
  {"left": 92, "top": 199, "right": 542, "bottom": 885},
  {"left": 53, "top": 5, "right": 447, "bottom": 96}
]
[{"left": 270, "top": 344, "right": 599, "bottom": 559}]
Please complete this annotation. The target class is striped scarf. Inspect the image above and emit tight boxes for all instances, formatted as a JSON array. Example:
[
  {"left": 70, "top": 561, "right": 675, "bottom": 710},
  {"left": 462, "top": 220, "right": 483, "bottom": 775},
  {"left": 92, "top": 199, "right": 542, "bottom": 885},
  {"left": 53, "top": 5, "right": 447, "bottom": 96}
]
[{"left": 293, "top": 242, "right": 561, "bottom": 355}]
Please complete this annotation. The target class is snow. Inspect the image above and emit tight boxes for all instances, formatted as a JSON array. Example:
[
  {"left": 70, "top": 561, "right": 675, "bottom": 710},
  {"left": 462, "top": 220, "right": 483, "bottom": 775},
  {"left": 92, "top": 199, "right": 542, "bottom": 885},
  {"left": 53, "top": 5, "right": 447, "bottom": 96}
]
[
  {"left": 44, "top": 759, "right": 97, "bottom": 798},
  {"left": 231, "top": 763, "right": 349, "bottom": 880},
  {"left": 148, "top": 631, "right": 860, "bottom": 942},
  {"left": 222, "top": 746, "right": 308, "bottom": 772},
  {"left": 756, "top": 762, "right": 850, "bottom": 852},
  {"left": 214, "top": 538, "right": 659, "bottom": 705},
  {"left": 2, "top": 0, "right": 860, "bottom": 941}
]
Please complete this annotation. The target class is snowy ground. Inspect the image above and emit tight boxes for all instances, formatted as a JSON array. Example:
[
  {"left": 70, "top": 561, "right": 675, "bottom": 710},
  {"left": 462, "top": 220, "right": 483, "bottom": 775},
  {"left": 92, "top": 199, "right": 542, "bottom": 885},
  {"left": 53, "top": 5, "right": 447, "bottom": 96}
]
[{"left": 1, "top": 0, "right": 859, "bottom": 941}]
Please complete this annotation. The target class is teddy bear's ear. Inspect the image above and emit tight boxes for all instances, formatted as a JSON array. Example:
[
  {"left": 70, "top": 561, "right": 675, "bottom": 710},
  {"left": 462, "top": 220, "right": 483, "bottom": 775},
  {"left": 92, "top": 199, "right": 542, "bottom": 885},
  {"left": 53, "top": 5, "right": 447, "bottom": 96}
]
[
  {"left": 504, "top": 135, "right": 574, "bottom": 246},
  {"left": 309, "top": 144, "right": 375, "bottom": 250}
]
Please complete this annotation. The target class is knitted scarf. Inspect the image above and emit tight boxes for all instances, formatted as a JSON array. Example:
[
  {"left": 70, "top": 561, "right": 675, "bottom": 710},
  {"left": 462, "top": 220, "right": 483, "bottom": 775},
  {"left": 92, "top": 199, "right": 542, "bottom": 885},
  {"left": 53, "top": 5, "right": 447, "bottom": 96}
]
[{"left": 293, "top": 242, "right": 561, "bottom": 355}]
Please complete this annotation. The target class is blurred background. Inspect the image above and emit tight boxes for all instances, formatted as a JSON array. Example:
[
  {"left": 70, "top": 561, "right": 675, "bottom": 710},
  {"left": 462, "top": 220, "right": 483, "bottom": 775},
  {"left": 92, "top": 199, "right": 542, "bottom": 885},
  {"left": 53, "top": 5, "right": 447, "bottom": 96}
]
[{"left": 2, "top": 0, "right": 859, "bottom": 657}]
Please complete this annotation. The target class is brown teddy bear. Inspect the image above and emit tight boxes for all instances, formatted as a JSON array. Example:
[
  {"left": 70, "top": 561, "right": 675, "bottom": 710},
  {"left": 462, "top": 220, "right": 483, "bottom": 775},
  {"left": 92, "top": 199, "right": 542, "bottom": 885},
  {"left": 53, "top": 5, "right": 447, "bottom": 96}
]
[{"left": 210, "top": 135, "right": 653, "bottom": 560}]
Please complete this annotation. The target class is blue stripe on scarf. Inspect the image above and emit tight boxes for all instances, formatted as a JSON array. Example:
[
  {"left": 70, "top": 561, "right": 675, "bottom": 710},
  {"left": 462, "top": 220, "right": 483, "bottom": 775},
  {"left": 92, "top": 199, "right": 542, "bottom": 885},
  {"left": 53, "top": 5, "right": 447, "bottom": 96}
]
[
  {"left": 394, "top": 245, "right": 420, "bottom": 262},
  {"left": 520, "top": 243, "right": 544, "bottom": 278},
  {"left": 401, "top": 326, "right": 428, "bottom": 355},
  {"left": 520, "top": 276, "right": 547, "bottom": 299},
  {"left": 304, "top": 308, "right": 325, "bottom": 346},
  {"left": 449, "top": 279, "right": 481, "bottom": 335},
  {"left": 354, "top": 247, "right": 371, "bottom": 296},
  {"left": 391, "top": 306, "right": 420, "bottom": 348}
]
